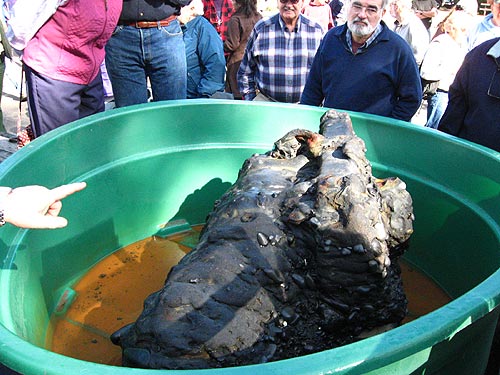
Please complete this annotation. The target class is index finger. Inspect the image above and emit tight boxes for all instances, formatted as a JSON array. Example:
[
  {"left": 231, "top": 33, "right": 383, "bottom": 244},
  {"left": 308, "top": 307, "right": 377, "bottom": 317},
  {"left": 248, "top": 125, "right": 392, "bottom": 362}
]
[{"left": 50, "top": 182, "right": 87, "bottom": 201}]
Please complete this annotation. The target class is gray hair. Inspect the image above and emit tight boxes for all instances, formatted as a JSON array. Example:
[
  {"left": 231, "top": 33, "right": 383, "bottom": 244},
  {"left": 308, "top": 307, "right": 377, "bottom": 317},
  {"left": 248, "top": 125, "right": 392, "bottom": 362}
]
[{"left": 348, "top": 0, "right": 389, "bottom": 10}]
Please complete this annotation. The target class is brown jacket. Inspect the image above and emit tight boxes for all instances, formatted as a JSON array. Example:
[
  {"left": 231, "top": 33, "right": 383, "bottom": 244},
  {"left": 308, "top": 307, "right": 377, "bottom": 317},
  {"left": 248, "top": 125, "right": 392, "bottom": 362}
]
[{"left": 224, "top": 11, "right": 262, "bottom": 66}]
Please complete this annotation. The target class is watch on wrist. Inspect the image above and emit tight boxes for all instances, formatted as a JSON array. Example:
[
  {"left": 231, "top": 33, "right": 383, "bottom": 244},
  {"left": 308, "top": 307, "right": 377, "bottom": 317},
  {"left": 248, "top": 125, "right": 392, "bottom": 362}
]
[{"left": 0, "top": 209, "right": 5, "bottom": 227}]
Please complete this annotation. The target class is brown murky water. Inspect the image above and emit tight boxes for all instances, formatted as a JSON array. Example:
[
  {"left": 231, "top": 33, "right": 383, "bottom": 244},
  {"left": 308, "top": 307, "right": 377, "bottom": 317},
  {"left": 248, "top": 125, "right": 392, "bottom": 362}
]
[{"left": 46, "top": 226, "right": 451, "bottom": 366}]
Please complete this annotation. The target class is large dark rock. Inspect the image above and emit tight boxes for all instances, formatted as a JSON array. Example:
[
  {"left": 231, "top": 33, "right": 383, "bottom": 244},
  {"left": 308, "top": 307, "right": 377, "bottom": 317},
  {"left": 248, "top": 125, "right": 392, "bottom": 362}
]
[{"left": 111, "top": 109, "right": 414, "bottom": 369}]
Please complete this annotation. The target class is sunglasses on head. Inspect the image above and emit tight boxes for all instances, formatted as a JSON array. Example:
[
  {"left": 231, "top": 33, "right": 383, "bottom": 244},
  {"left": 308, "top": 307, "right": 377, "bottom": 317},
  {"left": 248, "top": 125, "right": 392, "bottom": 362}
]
[{"left": 279, "top": 0, "right": 300, "bottom": 4}]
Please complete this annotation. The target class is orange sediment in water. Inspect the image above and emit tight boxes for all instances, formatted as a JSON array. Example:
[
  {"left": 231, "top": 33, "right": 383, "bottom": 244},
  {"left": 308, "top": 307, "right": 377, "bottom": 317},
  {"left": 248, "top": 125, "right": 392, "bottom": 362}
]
[
  {"left": 47, "top": 227, "right": 202, "bottom": 365},
  {"left": 401, "top": 261, "right": 451, "bottom": 323},
  {"left": 47, "top": 227, "right": 451, "bottom": 365}
]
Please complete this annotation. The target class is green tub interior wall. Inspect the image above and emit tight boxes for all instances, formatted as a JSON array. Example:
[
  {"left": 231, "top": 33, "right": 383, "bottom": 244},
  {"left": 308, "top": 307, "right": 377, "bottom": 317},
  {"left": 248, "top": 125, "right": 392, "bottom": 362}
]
[{"left": 0, "top": 100, "right": 499, "bottom": 375}]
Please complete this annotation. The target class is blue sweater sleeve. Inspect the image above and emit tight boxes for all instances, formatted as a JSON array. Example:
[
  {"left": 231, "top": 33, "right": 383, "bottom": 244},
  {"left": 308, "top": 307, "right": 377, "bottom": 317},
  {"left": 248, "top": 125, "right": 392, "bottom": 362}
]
[
  {"left": 437, "top": 55, "right": 468, "bottom": 135},
  {"left": 300, "top": 38, "right": 325, "bottom": 106},
  {"left": 390, "top": 46, "right": 423, "bottom": 121}
]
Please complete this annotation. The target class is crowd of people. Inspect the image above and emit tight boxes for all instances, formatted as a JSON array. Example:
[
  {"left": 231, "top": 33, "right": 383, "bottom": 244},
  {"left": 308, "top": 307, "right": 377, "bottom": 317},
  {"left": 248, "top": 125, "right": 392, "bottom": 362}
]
[
  {"left": 0, "top": 2, "right": 470, "bottom": 216},
  {"left": 0, "top": 0, "right": 497, "bottom": 292},
  {"left": 0, "top": 0, "right": 498, "bottom": 156}
]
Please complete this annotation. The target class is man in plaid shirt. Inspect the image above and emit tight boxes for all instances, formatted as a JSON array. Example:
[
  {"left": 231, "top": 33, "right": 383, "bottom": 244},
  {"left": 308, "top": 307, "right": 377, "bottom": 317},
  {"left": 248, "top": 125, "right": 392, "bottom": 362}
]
[
  {"left": 237, "top": 0, "right": 323, "bottom": 102},
  {"left": 203, "top": 0, "right": 234, "bottom": 41}
]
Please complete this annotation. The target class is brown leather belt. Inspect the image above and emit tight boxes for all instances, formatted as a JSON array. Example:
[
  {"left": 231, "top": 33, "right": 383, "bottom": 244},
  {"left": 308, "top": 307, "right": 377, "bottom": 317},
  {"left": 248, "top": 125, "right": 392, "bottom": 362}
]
[{"left": 125, "top": 15, "right": 177, "bottom": 28}]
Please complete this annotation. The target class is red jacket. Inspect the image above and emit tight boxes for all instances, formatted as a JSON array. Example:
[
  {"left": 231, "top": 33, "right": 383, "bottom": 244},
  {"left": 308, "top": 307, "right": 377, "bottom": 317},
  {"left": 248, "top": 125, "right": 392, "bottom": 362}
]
[{"left": 23, "top": 0, "right": 122, "bottom": 85}]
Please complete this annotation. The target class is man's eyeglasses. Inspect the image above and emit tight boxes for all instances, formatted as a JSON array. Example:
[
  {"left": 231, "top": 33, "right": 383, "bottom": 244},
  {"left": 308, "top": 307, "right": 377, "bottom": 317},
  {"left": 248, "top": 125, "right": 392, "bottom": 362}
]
[
  {"left": 279, "top": 0, "right": 300, "bottom": 4},
  {"left": 350, "top": 2, "right": 381, "bottom": 15}
]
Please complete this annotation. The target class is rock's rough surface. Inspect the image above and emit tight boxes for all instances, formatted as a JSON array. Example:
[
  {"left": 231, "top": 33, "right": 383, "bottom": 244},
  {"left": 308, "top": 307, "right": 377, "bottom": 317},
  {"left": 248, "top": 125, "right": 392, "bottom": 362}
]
[{"left": 111, "top": 109, "right": 414, "bottom": 369}]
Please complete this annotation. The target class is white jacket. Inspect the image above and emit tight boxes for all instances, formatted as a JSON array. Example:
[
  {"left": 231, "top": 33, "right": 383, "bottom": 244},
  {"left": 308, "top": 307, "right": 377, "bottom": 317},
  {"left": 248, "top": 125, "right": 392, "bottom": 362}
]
[
  {"left": 5, "top": 0, "right": 68, "bottom": 52},
  {"left": 420, "top": 33, "right": 466, "bottom": 91}
]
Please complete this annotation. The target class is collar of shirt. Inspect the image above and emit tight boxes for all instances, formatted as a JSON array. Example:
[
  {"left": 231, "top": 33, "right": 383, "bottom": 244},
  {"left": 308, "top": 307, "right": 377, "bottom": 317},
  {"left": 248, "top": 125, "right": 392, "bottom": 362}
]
[
  {"left": 278, "top": 14, "right": 301, "bottom": 32},
  {"left": 346, "top": 23, "right": 383, "bottom": 54},
  {"left": 487, "top": 38, "right": 500, "bottom": 59}
]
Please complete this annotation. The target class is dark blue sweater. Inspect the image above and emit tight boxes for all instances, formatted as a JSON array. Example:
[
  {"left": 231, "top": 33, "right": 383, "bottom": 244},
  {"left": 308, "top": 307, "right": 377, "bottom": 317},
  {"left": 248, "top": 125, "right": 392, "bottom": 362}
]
[
  {"left": 438, "top": 37, "right": 500, "bottom": 152},
  {"left": 300, "top": 22, "right": 422, "bottom": 121}
]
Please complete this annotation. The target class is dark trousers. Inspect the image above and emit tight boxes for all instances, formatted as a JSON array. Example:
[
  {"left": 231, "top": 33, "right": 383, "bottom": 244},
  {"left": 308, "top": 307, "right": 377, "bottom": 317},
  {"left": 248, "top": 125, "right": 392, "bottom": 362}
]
[
  {"left": 0, "top": 363, "right": 19, "bottom": 374},
  {"left": 0, "top": 52, "right": 6, "bottom": 133},
  {"left": 24, "top": 64, "right": 105, "bottom": 138}
]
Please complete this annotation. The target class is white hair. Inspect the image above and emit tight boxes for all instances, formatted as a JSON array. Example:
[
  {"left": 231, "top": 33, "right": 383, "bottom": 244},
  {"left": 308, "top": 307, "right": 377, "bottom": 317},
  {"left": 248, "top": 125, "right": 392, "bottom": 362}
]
[{"left": 179, "top": 0, "right": 205, "bottom": 24}]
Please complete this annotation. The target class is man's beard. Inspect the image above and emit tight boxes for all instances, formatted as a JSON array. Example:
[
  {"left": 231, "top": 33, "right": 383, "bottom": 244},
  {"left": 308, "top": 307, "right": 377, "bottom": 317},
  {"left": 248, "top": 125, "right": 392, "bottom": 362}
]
[{"left": 347, "top": 17, "right": 376, "bottom": 37}]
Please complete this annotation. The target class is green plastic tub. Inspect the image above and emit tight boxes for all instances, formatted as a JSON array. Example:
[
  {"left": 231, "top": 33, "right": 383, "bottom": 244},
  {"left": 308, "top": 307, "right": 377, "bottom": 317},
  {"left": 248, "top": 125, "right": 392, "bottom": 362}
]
[{"left": 0, "top": 100, "right": 499, "bottom": 375}]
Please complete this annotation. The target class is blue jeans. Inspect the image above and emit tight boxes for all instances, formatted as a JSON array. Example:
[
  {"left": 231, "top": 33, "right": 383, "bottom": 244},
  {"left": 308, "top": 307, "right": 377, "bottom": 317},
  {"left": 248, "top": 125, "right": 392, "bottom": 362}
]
[
  {"left": 105, "top": 21, "right": 187, "bottom": 108},
  {"left": 425, "top": 91, "right": 448, "bottom": 129}
]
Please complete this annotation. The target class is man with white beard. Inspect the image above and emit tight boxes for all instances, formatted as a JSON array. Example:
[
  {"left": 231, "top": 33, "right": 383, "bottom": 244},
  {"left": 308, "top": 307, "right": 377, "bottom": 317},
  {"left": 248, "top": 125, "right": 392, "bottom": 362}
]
[{"left": 300, "top": 0, "right": 422, "bottom": 122}]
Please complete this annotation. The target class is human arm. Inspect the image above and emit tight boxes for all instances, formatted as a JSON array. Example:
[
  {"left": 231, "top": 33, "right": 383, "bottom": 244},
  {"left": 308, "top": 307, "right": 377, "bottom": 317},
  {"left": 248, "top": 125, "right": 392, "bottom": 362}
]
[
  {"left": 299, "top": 41, "right": 325, "bottom": 106},
  {"left": 391, "top": 48, "right": 423, "bottom": 121},
  {"left": 224, "top": 16, "right": 241, "bottom": 54},
  {"left": 419, "top": 38, "right": 444, "bottom": 81},
  {"left": 414, "top": 0, "right": 438, "bottom": 18},
  {"left": 0, "top": 182, "right": 86, "bottom": 229},
  {"left": 410, "top": 21, "right": 430, "bottom": 66},
  {"left": 5, "top": 0, "right": 69, "bottom": 51},
  {"left": 437, "top": 64, "right": 467, "bottom": 136},
  {"left": 197, "top": 19, "right": 226, "bottom": 96},
  {"left": 412, "top": 0, "right": 438, "bottom": 19},
  {"left": 414, "top": 7, "right": 438, "bottom": 19},
  {"left": 237, "top": 29, "right": 258, "bottom": 101}
]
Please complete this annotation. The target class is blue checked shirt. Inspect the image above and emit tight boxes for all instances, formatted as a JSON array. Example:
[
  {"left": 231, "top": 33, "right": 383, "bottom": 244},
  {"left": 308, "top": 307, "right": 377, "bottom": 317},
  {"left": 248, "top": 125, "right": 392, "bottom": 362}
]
[{"left": 237, "top": 14, "right": 323, "bottom": 103}]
